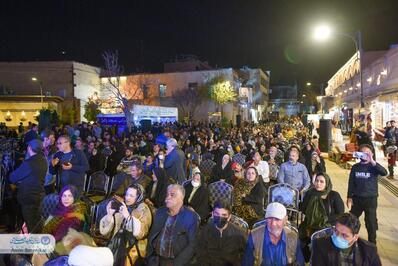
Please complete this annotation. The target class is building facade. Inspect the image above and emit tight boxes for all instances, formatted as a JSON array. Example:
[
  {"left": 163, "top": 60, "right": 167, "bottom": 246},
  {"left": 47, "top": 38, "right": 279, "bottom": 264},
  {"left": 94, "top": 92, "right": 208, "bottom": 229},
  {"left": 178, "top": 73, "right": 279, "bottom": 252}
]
[
  {"left": 323, "top": 45, "right": 398, "bottom": 129},
  {"left": 0, "top": 61, "right": 101, "bottom": 125},
  {"left": 100, "top": 67, "right": 270, "bottom": 124}
]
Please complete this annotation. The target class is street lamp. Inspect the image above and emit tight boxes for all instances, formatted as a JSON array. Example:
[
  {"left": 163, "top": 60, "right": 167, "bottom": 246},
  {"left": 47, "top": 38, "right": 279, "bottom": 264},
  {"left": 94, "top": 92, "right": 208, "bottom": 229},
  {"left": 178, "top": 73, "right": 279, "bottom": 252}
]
[
  {"left": 306, "top": 82, "right": 312, "bottom": 86},
  {"left": 31, "top": 77, "right": 44, "bottom": 108},
  {"left": 312, "top": 24, "right": 364, "bottom": 110}
]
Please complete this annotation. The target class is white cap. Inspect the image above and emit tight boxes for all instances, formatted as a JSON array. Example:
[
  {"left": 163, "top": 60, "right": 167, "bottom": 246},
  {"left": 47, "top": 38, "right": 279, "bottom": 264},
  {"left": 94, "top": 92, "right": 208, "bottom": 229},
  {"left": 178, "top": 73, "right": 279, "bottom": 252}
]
[
  {"left": 68, "top": 245, "right": 114, "bottom": 266},
  {"left": 265, "top": 202, "right": 287, "bottom": 220}
]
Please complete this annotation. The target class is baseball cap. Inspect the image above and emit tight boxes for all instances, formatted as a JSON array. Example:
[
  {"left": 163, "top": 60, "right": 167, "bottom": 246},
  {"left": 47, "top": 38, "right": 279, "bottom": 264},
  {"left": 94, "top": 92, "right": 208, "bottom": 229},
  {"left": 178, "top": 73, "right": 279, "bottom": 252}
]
[{"left": 265, "top": 202, "right": 287, "bottom": 220}]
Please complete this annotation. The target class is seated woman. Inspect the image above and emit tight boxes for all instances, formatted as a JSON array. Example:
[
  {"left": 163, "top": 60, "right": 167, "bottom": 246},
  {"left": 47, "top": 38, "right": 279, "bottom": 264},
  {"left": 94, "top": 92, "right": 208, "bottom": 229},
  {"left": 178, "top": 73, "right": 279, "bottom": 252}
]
[
  {"left": 100, "top": 183, "right": 152, "bottom": 266},
  {"left": 183, "top": 172, "right": 210, "bottom": 222},
  {"left": 232, "top": 167, "right": 265, "bottom": 226},
  {"left": 299, "top": 172, "right": 344, "bottom": 261},
  {"left": 210, "top": 154, "right": 233, "bottom": 184},
  {"left": 42, "top": 185, "right": 87, "bottom": 242}
]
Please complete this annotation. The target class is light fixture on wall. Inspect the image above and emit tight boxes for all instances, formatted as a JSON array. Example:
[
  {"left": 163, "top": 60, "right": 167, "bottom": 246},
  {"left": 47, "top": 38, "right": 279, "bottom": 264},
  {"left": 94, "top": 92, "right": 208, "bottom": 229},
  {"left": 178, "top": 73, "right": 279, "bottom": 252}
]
[
  {"left": 5, "top": 111, "right": 12, "bottom": 121},
  {"left": 20, "top": 111, "right": 27, "bottom": 122},
  {"left": 34, "top": 110, "right": 40, "bottom": 117}
]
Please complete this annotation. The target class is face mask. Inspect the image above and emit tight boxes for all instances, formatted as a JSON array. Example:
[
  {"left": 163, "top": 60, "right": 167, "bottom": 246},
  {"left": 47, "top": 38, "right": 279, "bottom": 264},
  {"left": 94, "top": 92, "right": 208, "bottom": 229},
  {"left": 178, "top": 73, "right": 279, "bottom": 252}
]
[
  {"left": 158, "top": 154, "right": 164, "bottom": 160},
  {"left": 191, "top": 180, "right": 200, "bottom": 188},
  {"left": 331, "top": 233, "right": 351, "bottom": 249},
  {"left": 213, "top": 215, "right": 228, "bottom": 228}
]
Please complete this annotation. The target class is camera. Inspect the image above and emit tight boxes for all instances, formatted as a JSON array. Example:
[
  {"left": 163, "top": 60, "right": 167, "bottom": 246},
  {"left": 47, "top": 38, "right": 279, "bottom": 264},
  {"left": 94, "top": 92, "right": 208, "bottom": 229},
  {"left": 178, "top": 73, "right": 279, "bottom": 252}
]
[
  {"left": 353, "top": 152, "right": 368, "bottom": 160},
  {"left": 110, "top": 199, "right": 123, "bottom": 210}
]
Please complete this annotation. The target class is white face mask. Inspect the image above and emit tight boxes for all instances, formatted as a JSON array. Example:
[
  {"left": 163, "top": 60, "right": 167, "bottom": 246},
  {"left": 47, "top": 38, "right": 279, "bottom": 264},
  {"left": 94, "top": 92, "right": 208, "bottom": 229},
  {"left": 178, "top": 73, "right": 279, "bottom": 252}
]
[
  {"left": 191, "top": 180, "right": 200, "bottom": 188},
  {"left": 158, "top": 154, "right": 164, "bottom": 160}
]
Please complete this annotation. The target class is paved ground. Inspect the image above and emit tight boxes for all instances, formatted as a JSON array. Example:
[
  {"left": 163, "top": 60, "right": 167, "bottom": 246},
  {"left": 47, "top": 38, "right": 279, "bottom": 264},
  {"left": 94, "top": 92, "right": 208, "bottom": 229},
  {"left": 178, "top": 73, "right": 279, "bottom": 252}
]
[{"left": 325, "top": 158, "right": 398, "bottom": 265}]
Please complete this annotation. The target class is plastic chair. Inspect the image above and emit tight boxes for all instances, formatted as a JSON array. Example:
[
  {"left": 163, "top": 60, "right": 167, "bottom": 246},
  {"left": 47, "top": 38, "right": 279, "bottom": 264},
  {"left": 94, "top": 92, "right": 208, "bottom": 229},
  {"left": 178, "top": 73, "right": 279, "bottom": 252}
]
[
  {"left": 108, "top": 172, "right": 131, "bottom": 196},
  {"left": 208, "top": 180, "right": 233, "bottom": 207},
  {"left": 268, "top": 183, "right": 299, "bottom": 209},
  {"left": 84, "top": 171, "right": 110, "bottom": 204},
  {"left": 41, "top": 193, "right": 59, "bottom": 219}
]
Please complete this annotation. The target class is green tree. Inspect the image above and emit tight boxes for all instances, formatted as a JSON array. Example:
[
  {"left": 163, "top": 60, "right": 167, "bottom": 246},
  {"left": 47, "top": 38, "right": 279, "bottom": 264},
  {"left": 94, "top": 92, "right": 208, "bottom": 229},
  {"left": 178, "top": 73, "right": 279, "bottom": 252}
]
[
  {"left": 206, "top": 76, "right": 237, "bottom": 115},
  {"left": 37, "top": 109, "right": 60, "bottom": 131},
  {"left": 84, "top": 100, "right": 101, "bottom": 122}
]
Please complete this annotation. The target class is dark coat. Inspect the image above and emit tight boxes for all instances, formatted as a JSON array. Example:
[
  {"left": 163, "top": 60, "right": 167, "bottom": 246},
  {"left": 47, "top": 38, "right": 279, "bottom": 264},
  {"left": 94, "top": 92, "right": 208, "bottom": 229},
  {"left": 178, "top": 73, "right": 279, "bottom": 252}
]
[
  {"left": 164, "top": 148, "right": 186, "bottom": 184},
  {"left": 147, "top": 206, "right": 200, "bottom": 266},
  {"left": 242, "top": 181, "right": 265, "bottom": 218},
  {"left": 305, "top": 157, "right": 326, "bottom": 176},
  {"left": 49, "top": 149, "right": 89, "bottom": 193},
  {"left": 197, "top": 221, "right": 247, "bottom": 266},
  {"left": 300, "top": 190, "right": 344, "bottom": 225},
  {"left": 312, "top": 236, "right": 381, "bottom": 266},
  {"left": 210, "top": 161, "right": 233, "bottom": 184},
  {"left": 183, "top": 182, "right": 210, "bottom": 221},
  {"left": 10, "top": 153, "right": 47, "bottom": 202},
  {"left": 146, "top": 168, "right": 169, "bottom": 208}
]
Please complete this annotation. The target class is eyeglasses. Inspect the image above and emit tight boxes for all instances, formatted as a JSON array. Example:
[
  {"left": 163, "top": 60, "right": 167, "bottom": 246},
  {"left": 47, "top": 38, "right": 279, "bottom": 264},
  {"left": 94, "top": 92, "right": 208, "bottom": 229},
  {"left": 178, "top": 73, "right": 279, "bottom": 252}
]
[{"left": 57, "top": 142, "right": 68, "bottom": 145}]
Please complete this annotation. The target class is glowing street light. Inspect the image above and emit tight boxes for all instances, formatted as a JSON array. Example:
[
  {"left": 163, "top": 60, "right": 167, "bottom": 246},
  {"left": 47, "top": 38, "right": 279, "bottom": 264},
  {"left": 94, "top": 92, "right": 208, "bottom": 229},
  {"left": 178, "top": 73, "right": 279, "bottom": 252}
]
[
  {"left": 313, "top": 25, "right": 332, "bottom": 41},
  {"left": 306, "top": 82, "right": 312, "bottom": 86},
  {"left": 312, "top": 24, "right": 364, "bottom": 109},
  {"left": 31, "top": 77, "right": 44, "bottom": 108}
]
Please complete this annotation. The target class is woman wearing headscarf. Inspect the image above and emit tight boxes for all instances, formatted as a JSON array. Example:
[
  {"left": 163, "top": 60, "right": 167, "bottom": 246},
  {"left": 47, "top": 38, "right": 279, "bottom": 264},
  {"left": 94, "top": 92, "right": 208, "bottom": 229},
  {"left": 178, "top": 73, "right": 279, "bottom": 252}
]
[
  {"left": 145, "top": 167, "right": 169, "bottom": 209},
  {"left": 183, "top": 172, "right": 210, "bottom": 222},
  {"left": 210, "top": 153, "right": 233, "bottom": 184},
  {"left": 232, "top": 167, "right": 265, "bottom": 226},
  {"left": 100, "top": 183, "right": 152, "bottom": 266},
  {"left": 299, "top": 173, "right": 344, "bottom": 261},
  {"left": 305, "top": 151, "right": 326, "bottom": 181},
  {"left": 42, "top": 185, "right": 87, "bottom": 241}
]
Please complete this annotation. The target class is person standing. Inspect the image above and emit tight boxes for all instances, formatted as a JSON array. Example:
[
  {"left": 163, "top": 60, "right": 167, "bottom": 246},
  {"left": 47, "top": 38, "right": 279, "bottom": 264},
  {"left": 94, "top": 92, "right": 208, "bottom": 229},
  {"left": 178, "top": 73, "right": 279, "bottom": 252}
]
[
  {"left": 277, "top": 149, "right": 311, "bottom": 193},
  {"left": 10, "top": 139, "right": 47, "bottom": 233},
  {"left": 164, "top": 138, "right": 186, "bottom": 184},
  {"left": 347, "top": 144, "right": 387, "bottom": 244},
  {"left": 50, "top": 135, "right": 89, "bottom": 193},
  {"left": 384, "top": 120, "right": 398, "bottom": 178}
]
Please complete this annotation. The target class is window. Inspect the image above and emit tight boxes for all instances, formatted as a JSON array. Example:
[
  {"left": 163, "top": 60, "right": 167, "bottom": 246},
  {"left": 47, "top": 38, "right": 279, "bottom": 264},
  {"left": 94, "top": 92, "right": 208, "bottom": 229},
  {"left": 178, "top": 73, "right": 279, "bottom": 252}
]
[
  {"left": 188, "top": 82, "right": 198, "bottom": 90},
  {"left": 142, "top": 85, "right": 149, "bottom": 99},
  {"left": 159, "top": 84, "right": 167, "bottom": 97}
]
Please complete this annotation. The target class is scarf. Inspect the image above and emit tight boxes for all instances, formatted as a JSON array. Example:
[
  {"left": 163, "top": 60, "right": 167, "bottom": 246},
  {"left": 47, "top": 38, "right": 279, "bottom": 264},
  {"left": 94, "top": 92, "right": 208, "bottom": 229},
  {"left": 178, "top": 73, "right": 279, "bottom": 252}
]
[
  {"left": 299, "top": 174, "right": 332, "bottom": 239},
  {"left": 43, "top": 201, "right": 86, "bottom": 241}
]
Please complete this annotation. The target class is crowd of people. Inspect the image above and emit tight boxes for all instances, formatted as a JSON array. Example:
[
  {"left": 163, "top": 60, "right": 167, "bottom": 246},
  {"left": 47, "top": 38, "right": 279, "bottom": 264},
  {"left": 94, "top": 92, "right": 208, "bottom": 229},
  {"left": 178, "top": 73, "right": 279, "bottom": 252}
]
[{"left": 0, "top": 117, "right": 384, "bottom": 266}]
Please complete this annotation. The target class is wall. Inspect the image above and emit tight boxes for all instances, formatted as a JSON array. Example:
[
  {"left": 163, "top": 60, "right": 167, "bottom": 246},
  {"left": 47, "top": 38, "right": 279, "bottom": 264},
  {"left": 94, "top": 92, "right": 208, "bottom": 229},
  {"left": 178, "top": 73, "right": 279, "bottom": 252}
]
[{"left": 73, "top": 62, "right": 101, "bottom": 121}]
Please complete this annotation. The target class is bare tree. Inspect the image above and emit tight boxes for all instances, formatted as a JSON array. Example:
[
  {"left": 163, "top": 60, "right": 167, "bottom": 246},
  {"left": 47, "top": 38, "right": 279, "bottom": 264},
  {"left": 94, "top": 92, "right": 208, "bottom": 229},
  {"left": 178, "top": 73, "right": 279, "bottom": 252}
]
[
  {"left": 171, "top": 86, "right": 206, "bottom": 120},
  {"left": 100, "top": 50, "right": 157, "bottom": 127}
]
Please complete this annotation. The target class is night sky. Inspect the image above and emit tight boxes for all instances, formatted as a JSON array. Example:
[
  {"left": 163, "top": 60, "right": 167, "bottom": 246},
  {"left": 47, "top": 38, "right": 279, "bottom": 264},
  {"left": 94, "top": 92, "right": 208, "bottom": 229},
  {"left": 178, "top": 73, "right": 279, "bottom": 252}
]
[{"left": 1, "top": 0, "right": 398, "bottom": 87}]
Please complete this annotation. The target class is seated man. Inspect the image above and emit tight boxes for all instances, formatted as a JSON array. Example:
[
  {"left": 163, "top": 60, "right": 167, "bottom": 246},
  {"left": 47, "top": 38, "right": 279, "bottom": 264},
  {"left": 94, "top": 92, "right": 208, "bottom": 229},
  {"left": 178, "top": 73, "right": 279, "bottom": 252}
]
[
  {"left": 311, "top": 213, "right": 381, "bottom": 265},
  {"left": 197, "top": 200, "right": 247, "bottom": 266},
  {"left": 146, "top": 184, "right": 199, "bottom": 265},
  {"left": 242, "top": 202, "right": 304, "bottom": 266}
]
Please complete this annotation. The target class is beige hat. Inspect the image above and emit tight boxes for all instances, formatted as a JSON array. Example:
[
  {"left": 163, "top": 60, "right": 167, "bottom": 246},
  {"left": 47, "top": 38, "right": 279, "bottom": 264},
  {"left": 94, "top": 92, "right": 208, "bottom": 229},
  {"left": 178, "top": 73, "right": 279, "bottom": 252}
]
[{"left": 265, "top": 202, "right": 287, "bottom": 220}]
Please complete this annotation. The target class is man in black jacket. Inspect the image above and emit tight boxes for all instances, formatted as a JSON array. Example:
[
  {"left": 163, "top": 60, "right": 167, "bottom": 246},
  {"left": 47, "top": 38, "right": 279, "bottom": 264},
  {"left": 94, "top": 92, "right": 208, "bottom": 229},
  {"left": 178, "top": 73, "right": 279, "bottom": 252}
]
[
  {"left": 347, "top": 144, "right": 387, "bottom": 244},
  {"left": 10, "top": 139, "right": 47, "bottom": 233},
  {"left": 50, "top": 135, "right": 89, "bottom": 194},
  {"left": 197, "top": 200, "right": 247, "bottom": 266},
  {"left": 311, "top": 213, "right": 381, "bottom": 265}
]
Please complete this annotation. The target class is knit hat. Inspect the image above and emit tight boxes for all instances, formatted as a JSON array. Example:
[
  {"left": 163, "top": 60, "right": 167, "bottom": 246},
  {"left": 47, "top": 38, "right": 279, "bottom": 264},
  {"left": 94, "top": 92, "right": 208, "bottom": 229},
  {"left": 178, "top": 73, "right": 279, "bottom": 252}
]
[{"left": 265, "top": 202, "right": 287, "bottom": 220}]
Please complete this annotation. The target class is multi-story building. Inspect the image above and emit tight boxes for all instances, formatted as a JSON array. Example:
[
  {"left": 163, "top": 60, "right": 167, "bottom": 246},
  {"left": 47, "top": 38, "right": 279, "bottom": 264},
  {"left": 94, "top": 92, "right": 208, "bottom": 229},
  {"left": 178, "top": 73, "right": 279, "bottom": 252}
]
[
  {"left": 100, "top": 67, "right": 270, "bottom": 124},
  {"left": 269, "top": 84, "right": 299, "bottom": 117},
  {"left": 0, "top": 61, "right": 101, "bottom": 126},
  {"left": 322, "top": 44, "right": 398, "bottom": 129}
]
